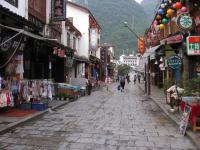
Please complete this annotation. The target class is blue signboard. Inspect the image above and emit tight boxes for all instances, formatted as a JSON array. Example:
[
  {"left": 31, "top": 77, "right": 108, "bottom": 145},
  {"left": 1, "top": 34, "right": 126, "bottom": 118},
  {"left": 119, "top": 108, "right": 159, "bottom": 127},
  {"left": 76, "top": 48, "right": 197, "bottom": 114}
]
[{"left": 167, "top": 55, "right": 182, "bottom": 69}]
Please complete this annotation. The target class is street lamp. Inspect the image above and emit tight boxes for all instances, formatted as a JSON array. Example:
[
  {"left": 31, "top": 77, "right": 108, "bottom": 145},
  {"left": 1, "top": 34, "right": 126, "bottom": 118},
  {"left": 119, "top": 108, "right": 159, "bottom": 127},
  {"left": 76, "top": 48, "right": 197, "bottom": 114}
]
[
  {"left": 123, "top": 22, "right": 140, "bottom": 39},
  {"left": 124, "top": 21, "right": 151, "bottom": 95}
]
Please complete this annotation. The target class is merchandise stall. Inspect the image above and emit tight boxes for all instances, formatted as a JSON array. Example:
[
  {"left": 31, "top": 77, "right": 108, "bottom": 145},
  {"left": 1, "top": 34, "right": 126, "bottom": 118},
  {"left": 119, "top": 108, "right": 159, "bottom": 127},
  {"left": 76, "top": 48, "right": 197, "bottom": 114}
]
[{"left": 54, "top": 83, "right": 81, "bottom": 100}]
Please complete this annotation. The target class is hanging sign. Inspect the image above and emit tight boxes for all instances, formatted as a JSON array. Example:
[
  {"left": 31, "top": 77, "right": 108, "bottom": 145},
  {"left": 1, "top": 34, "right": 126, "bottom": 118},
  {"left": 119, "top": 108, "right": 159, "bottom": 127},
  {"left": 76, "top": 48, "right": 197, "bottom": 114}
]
[
  {"left": 160, "top": 34, "right": 183, "bottom": 45},
  {"left": 167, "top": 55, "right": 182, "bottom": 69},
  {"left": 176, "top": 13, "right": 194, "bottom": 31},
  {"left": 52, "top": 0, "right": 66, "bottom": 22},
  {"left": 186, "top": 36, "right": 200, "bottom": 55}
]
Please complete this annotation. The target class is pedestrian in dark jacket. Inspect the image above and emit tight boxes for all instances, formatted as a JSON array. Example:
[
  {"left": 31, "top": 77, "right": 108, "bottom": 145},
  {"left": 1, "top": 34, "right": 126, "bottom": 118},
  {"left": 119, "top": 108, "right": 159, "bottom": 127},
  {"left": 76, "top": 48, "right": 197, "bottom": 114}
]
[
  {"left": 120, "top": 76, "right": 126, "bottom": 92},
  {"left": 87, "top": 80, "right": 92, "bottom": 95}
]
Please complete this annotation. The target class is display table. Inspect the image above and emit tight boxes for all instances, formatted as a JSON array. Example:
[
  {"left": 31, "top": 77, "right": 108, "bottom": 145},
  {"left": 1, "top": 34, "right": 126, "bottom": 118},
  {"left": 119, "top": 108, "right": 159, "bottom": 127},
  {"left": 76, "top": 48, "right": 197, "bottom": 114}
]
[{"left": 181, "top": 97, "right": 200, "bottom": 132}]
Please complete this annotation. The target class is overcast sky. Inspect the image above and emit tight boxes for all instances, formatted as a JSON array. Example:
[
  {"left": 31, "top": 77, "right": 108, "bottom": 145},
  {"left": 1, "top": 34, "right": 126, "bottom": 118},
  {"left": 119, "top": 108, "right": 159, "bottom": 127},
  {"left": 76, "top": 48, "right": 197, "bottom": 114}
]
[{"left": 135, "top": 0, "right": 143, "bottom": 3}]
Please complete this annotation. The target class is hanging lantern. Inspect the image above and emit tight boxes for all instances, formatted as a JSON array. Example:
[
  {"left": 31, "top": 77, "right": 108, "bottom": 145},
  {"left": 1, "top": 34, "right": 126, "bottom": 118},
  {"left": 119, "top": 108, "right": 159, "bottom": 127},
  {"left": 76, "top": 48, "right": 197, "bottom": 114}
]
[
  {"left": 158, "top": 9, "right": 164, "bottom": 15},
  {"left": 160, "top": 24, "right": 165, "bottom": 30},
  {"left": 175, "top": 2, "right": 182, "bottom": 10},
  {"left": 162, "top": 18, "right": 169, "bottom": 24},
  {"left": 167, "top": 8, "right": 173, "bottom": 16},
  {"left": 181, "top": 6, "right": 187, "bottom": 12}
]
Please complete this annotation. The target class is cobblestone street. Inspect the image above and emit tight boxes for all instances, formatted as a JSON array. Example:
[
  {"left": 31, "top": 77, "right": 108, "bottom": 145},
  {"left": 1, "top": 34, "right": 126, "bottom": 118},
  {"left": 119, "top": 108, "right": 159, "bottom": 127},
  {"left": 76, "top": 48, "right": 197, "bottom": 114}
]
[{"left": 0, "top": 83, "right": 197, "bottom": 150}]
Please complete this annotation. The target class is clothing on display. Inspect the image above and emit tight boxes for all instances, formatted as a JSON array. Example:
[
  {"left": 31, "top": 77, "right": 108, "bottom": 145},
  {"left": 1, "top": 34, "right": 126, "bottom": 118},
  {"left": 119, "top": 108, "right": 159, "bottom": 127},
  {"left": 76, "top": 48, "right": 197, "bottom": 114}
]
[{"left": 0, "top": 90, "right": 14, "bottom": 108}]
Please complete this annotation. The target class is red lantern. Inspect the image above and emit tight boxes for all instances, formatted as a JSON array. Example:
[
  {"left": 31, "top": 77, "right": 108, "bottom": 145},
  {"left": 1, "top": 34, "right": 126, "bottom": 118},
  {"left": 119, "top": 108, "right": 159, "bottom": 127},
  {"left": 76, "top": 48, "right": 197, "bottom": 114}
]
[{"left": 176, "top": 2, "right": 182, "bottom": 10}]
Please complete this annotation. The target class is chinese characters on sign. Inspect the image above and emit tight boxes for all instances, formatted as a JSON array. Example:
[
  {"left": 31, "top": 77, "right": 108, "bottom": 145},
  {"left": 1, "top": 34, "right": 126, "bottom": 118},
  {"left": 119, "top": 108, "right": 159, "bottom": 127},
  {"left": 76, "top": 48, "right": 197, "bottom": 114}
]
[
  {"left": 53, "top": 47, "right": 66, "bottom": 58},
  {"left": 176, "top": 13, "right": 194, "bottom": 31},
  {"left": 187, "top": 36, "right": 200, "bottom": 55},
  {"left": 90, "top": 28, "right": 97, "bottom": 50},
  {"left": 52, "top": 0, "right": 66, "bottom": 22}
]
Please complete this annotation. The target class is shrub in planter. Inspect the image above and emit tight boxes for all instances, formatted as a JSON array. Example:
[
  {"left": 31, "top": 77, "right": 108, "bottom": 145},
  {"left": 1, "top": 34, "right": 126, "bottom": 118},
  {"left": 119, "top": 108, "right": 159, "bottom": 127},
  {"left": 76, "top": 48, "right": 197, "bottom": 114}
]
[{"left": 183, "top": 77, "right": 200, "bottom": 97}]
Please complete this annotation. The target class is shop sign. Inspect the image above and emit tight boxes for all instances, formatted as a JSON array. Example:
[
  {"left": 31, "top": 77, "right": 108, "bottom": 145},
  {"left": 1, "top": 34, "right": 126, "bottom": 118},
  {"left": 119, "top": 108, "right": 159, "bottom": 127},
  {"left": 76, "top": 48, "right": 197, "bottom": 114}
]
[
  {"left": 167, "top": 55, "right": 182, "bottom": 69},
  {"left": 180, "top": 104, "right": 191, "bottom": 135},
  {"left": 90, "top": 28, "right": 97, "bottom": 50},
  {"left": 160, "top": 34, "right": 183, "bottom": 45},
  {"left": 52, "top": 0, "right": 66, "bottom": 22},
  {"left": 186, "top": 36, "right": 200, "bottom": 55},
  {"left": 176, "top": 13, "right": 194, "bottom": 31},
  {"left": 53, "top": 47, "right": 66, "bottom": 58}
]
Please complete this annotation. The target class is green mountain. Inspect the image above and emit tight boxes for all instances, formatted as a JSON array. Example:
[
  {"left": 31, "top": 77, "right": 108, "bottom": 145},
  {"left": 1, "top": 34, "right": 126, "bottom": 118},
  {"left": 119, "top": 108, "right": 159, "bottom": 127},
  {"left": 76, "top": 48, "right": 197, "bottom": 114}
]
[
  {"left": 74, "top": 0, "right": 152, "bottom": 57},
  {"left": 141, "top": 0, "right": 160, "bottom": 23}
]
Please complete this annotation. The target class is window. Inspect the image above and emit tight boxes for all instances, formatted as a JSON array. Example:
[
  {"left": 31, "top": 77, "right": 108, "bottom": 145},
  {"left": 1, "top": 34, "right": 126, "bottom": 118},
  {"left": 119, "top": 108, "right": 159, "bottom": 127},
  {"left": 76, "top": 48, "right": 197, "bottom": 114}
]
[{"left": 5, "top": 0, "right": 18, "bottom": 7}]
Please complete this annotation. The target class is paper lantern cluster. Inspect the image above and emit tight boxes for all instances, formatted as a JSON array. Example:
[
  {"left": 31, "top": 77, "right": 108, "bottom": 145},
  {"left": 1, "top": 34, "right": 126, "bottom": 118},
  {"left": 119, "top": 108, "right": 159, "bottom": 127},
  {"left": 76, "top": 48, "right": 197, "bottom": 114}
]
[{"left": 152, "top": 0, "right": 188, "bottom": 30}]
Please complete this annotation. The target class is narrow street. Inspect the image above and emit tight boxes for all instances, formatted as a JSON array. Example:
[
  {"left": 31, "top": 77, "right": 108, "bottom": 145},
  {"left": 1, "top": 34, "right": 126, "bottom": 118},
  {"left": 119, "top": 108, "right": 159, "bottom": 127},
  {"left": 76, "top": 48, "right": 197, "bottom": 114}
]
[{"left": 0, "top": 83, "right": 197, "bottom": 150}]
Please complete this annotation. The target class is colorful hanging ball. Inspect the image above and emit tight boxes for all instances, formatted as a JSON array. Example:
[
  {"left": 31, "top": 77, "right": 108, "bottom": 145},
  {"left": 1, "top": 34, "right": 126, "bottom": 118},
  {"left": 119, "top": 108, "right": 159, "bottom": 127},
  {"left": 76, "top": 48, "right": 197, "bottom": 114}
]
[
  {"left": 167, "top": 9, "right": 173, "bottom": 16},
  {"left": 161, "top": 3, "right": 165, "bottom": 8},
  {"left": 181, "top": 6, "right": 187, "bottom": 12},
  {"left": 160, "top": 24, "right": 165, "bottom": 30},
  {"left": 173, "top": 4, "right": 177, "bottom": 9},
  {"left": 164, "top": 0, "right": 168, "bottom": 3},
  {"left": 157, "top": 15, "right": 162, "bottom": 20},
  {"left": 162, "top": 18, "right": 169, "bottom": 24},
  {"left": 153, "top": 20, "right": 158, "bottom": 26},
  {"left": 158, "top": 9, "right": 164, "bottom": 15},
  {"left": 169, "top": 0, "right": 172, "bottom": 4},
  {"left": 175, "top": 2, "right": 182, "bottom": 10}
]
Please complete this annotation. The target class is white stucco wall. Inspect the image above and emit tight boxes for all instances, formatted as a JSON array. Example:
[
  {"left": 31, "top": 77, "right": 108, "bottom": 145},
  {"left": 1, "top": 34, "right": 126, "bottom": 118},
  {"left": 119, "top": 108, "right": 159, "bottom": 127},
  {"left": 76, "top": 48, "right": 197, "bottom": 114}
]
[
  {"left": 0, "top": 0, "right": 27, "bottom": 18},
  {"left": 67, "top": 3, "right": 89, "bottom": 58}
]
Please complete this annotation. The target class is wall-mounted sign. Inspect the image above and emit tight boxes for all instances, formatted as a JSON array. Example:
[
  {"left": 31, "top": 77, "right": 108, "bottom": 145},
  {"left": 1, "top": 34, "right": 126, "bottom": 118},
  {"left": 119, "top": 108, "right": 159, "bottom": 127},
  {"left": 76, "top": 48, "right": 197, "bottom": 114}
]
[
  {"left": 176, "top": 13, "right": 194, "bottom": 31},
  {"left": 186, "top": 36, "right": 200, "bottom": 55},
  {"left": 53, "top": 47, "right": 66, "bottom": 58},
  {"left": 167, "top": 55, "right": 182, "bottom": 69},
  {"left": 52, "top": 0, "right": 66, "bottom": 22},
  {"left": 160, "top": 34, "right": 183, "bottom": 45},
  {"left": 90, "top": 28, "right": 97, "bottom": 50}
]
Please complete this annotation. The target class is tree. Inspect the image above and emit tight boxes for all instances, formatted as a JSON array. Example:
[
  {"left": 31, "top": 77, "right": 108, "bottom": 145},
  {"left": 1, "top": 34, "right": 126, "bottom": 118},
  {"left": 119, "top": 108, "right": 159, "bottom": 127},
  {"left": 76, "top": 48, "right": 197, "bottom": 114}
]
[{"left": 117, "top": 64, "right": 131, "bottom": 76}]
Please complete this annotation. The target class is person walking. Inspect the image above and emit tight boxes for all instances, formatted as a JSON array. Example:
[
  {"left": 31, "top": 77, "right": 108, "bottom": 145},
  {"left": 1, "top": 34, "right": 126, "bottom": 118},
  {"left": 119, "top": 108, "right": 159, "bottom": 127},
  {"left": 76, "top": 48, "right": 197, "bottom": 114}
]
[
  {"left": 120, "top": 75, "right": 126, "bottom": 92},
  {"left": 86, "top": 80, "right": 92, "bottom": 95},
  {"left": 126, "top": 74, "right": 130, "bottom": 83},
  {"left": 105, "top": 76, "right": 112, "bottom": 91},
  {"left": 138, "top": 74, "right": 141, "bottom": 84},
  {"left": 133, "top": 74, "right": 137, "bottom": 84}
]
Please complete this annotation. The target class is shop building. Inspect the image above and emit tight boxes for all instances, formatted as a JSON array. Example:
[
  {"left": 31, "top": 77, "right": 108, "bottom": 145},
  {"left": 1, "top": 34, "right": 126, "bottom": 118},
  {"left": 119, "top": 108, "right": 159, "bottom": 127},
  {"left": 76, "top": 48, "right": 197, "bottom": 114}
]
[
  {"left": 142, "top": 0, "right": 200, "bottom": 89},
  {"left": 66, "top": 1, "right": 101, "bottom": 84}
]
